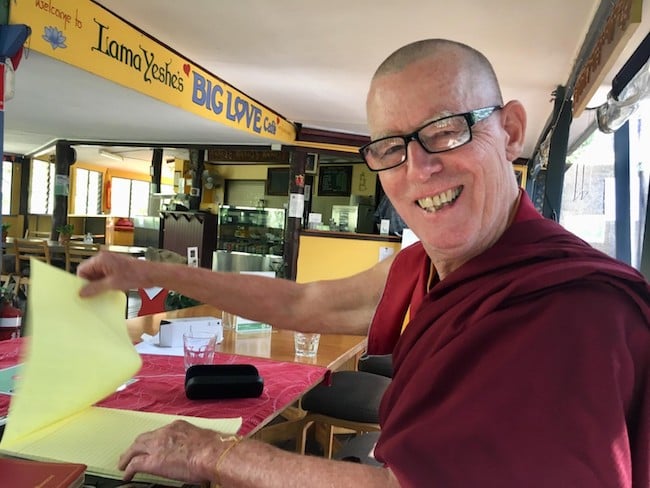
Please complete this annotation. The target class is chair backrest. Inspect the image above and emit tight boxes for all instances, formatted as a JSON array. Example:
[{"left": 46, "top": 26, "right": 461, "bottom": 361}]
[
  {"left": 65, "top": 242, "right": 101, "bottom": 272},
  {"left": 357, "top": 354, "right": 393, "bottom": 378},
  {"left": 14, "top": 238, "right": 51, "bottom": 273},
  {"left": 25, "top": 230, "right": 52, "bottom": 239}
]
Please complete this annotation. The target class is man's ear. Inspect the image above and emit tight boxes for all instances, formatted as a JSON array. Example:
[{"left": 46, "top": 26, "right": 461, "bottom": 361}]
[{"left": 501, "top": 100, "right": 527, "bottom": 161}]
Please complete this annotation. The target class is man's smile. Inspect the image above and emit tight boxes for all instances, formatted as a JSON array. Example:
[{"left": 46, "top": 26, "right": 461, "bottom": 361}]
[{"left": 417, "top": 186, "right": 463, "bottom": 212}]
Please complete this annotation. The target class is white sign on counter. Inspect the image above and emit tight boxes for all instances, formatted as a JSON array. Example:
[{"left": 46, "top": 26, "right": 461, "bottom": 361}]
[{"left": 379, "top": 246, "right": 395, "bottom": 262}]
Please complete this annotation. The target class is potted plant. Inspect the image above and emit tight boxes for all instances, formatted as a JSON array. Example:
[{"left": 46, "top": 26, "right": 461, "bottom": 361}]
[
  {"left": 165, "top": 291, "right": 201, "bottom": 311},
  {"left": 1, "top": 223, "right": 10, "bottom": 243},
  {"left": 56, "top": 223, "right": 74, "bottom": 244}
]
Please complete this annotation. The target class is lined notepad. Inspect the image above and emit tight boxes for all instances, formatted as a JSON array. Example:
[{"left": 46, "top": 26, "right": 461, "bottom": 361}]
[
  {"left": 0, "top": 260, "right": 241, "bottom": 485},
  {"left": 3, "top": 407, "right": 240, "bottom": 485}
]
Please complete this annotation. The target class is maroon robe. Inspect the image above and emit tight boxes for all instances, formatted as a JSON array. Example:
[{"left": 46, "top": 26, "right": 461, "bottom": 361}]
[
  {"left": 367, "top": 241, "right": 430, "bottom": 355},
  {"left": 367, "top": 191, "right": 541, "bottom": 355},
  {"left": 374, "top": 195, "right": 650, "bottom": 487}
]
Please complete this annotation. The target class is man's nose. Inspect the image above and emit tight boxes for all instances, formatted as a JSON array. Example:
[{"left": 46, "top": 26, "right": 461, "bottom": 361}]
[{"left": 405, "top": 138, "right": 443, "bottom": 177}]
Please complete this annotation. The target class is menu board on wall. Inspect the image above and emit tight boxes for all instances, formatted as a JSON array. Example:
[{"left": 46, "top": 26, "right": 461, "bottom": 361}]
[{"left": 317, "top": 165, "right": 352, "bottom": 197}]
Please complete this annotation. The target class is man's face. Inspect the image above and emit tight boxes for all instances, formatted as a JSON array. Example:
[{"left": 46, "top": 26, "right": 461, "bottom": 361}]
[{"left": 366, "top": 56, "right": 520, "bottom": 267}]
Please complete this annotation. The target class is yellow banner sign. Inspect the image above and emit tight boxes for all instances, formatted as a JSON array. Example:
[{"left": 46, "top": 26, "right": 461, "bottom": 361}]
[{"left": 9, "top": 0, "right": 296, "bottom": 142}]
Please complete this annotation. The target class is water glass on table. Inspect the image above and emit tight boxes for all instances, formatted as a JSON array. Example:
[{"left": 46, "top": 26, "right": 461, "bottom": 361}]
[
  {"left": 183, "top": 330, "right": 217, "bottom": 370},
  {"left": 294, "top": 332, "right": 321, "bottom": 357}
]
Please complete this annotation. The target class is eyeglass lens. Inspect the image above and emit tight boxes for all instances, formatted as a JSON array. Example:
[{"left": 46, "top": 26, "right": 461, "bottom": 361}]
[{"left": 363, "top": 114, "right": 471, "bottom": 170}]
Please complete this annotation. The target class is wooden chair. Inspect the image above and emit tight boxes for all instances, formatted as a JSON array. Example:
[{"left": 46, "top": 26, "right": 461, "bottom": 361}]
[
  {"left": 333, "top": 431, "right": 382, "bottom": 466},
  {"left": 64, "top": 242, "right": 101, "bottom": 273},
  {"left": 297, "top": 355, "right": 393, "bottom": 458},
  {"left": 297, "top": 370, "right": 389, "bottom": 458},
  {"left": 13, "top": 238, "right": 51, "bottom": 295}
]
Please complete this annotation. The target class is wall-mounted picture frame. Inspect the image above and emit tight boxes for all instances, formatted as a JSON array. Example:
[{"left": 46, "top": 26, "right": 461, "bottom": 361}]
[
  {"left": 305, "top": 153, "right": 319, "bottom": 174},
  {"left": 317, "top": 165, "right": 352, "bottom": 197}
]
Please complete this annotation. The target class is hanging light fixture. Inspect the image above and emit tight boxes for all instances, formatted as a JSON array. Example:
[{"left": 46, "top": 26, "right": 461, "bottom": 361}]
[{"left": 596, "top": 57, "right": 650, "bottom": 133}]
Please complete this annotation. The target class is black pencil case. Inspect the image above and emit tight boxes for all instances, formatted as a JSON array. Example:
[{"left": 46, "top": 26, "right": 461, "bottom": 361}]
[{"left": 185, "top": 364, "right": 264, "bottom": 399}]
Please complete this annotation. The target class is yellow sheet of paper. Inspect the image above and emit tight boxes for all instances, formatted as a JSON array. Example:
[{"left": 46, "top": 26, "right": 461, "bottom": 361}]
[
  {"left": 0, "top": 260, "right": 242, "bottom": 483},
  {"left": 1, "top": 259, "right": 142, "bottom": 443}
]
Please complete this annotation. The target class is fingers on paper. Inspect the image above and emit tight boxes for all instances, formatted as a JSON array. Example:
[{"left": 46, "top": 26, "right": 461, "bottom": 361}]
[
  {"left": 119, "top": 453, "right": 154, "bottom": 482},
  {"left": 118, "top": 430, "right": 157, "bottom": 478}
]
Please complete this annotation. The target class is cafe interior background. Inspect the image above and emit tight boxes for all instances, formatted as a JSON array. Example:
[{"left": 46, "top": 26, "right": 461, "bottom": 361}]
[{"left": 0, "top": 0, "right": 649, "bottom": 287}]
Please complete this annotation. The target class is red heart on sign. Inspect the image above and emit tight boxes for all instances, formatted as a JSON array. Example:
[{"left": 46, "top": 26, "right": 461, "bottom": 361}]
[{"left": 183, "top": 64, "right": 190, "bottom": 76}]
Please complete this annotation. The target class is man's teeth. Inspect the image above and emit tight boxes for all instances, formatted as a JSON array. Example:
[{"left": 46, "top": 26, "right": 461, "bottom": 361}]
[{"left": 418, "top": 187, "right": 461, "bottom": 212}]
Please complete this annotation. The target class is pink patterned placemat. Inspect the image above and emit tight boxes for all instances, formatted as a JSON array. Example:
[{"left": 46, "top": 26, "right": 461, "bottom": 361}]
[
  {"left": 0, "top": 338, "right": 22, "bottom": 416},
  {"left": 0, "top": 338, "right": 329, "bottom": 436}
]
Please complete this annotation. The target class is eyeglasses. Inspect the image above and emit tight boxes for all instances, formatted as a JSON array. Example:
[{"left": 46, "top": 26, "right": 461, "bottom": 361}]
[{"left": 359, "top": 106, "right": 502, "bottom": 172}]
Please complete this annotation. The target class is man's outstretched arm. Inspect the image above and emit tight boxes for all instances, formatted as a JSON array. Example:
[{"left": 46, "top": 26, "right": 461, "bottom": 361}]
[{"left": 78, "top": 251, "right": 394, "bottom": 336}]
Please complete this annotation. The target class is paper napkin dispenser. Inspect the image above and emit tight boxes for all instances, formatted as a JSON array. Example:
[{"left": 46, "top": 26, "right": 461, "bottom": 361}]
[{"left": 158, "top": 316, "right": 223, "bottom": 347}]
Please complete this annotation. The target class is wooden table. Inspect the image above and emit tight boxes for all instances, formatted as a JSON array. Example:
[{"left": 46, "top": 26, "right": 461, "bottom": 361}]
[
  {"left": 126, "top": 304, "right": 368, "bottom": 371},
  {"left": 1, "top": 305, "right": 367, "bottom": 443},
  {"left": 4, "top": 237, "right": 147, "bottom": 257}
]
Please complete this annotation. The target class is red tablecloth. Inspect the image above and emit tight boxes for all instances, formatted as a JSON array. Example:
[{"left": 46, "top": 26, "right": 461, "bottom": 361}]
[{"left": 0, "top": 338, "right": 329, "bottom": 436}]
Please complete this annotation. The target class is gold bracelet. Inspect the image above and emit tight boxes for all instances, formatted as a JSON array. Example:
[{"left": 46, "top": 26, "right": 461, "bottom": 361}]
[{"left": 212, "top": 435, "right": 242, "bottom": 488}]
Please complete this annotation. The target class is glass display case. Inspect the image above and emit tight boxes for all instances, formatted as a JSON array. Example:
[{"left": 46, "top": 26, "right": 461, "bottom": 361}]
[{"left": 217, "top": 206, "right": 285, "bottom": 256}]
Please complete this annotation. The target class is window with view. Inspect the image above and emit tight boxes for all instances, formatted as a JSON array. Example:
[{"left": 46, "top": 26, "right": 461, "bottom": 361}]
[
  {"left": 29, "top": 159, "right": 55, "bottom": 214},
  {"left": 110, "top": 177, "right": 150, "bottom": 217},
  {"left": 74, "top": 168, "right": 103, "bottom": 215},
  {"left": 629, "top": 102, "right": 649, "bottom": 270},
  {"left": 560, "top": 100, "right": 649, "bottom": 271},
  {"left": 1, "top": 161, "right": 12, "bottom": 215}
]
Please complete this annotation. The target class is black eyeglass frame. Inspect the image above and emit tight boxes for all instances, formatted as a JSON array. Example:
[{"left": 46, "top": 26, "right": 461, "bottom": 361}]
[{"left": 359, "top": 105, "right": 503, "bottom": 172}]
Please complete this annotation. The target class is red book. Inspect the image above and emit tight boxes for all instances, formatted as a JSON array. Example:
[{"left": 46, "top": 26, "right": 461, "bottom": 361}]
[{"left": 0, "top": 456, "right": 86, "bottom": 488}]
